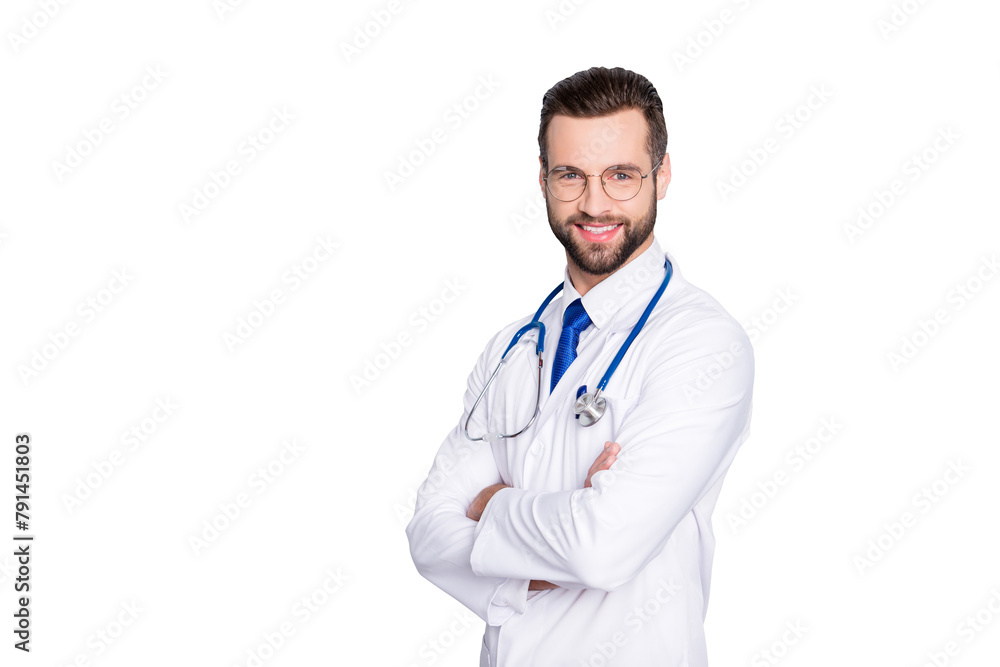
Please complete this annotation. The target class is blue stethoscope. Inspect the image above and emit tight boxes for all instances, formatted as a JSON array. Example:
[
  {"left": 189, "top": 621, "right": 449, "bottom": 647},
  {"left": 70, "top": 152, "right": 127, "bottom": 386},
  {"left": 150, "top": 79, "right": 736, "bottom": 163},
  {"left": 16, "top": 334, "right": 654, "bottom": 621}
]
[{"left": 464, "top": 257, "right": 672, "bottom": 441}]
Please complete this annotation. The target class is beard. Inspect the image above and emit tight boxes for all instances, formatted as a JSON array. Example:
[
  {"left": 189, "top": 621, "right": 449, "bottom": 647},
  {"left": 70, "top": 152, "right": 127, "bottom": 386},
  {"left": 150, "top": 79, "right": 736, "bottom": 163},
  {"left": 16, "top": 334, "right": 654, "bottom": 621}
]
[{"left": 546, "top": 192, "right": 657, "bottom": 276}]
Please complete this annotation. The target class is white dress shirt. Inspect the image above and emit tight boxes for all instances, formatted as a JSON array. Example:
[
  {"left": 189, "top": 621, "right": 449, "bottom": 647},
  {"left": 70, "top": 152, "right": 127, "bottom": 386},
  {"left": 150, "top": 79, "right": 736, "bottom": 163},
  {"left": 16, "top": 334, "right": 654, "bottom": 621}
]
[{"left": 406, "top": 236, "right": 754, "bottom": 666}]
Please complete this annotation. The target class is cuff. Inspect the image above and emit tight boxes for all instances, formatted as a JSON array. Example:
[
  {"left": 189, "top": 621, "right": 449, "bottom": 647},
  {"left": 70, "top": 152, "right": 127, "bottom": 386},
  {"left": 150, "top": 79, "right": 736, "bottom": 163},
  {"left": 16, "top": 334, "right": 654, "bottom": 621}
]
[{"left": 485, "top": 577, "right": 530, "bottom": 626}]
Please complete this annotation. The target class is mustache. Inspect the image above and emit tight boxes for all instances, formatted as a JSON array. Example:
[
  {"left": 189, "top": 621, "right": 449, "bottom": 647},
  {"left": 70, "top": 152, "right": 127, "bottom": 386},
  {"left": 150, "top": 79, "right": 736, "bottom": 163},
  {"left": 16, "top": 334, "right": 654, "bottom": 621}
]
[{"left": 566, "top": 213, "right": 629, "bottom": 226}]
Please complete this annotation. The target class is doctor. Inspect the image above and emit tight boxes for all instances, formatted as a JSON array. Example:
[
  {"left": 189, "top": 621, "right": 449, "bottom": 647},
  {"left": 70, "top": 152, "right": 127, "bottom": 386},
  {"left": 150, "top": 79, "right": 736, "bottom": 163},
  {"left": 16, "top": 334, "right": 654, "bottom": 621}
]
[{"left": 406, "top": 66, "right": 754, "bottom": 666}]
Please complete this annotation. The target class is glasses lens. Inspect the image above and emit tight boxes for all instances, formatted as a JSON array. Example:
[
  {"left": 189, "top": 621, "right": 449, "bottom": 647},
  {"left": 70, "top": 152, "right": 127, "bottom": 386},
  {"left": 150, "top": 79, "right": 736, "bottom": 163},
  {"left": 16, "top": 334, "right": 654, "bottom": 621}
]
[
  {"left": 602, "top": 166, "right": 643, "bottom": 200},
  {"left": 546, "top": 167, "right": 587, "bottom": 201}
]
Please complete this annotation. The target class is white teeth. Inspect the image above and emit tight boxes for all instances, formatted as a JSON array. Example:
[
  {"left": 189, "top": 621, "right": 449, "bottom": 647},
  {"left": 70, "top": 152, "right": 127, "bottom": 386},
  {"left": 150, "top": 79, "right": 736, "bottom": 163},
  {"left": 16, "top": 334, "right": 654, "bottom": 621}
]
[{"left": 581, "top": 224, "right": 620, "bottom": 233}]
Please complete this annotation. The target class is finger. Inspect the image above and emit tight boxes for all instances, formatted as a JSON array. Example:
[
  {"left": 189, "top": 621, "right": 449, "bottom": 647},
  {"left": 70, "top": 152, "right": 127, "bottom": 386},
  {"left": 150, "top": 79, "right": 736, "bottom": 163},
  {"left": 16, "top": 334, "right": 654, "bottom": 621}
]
[
  {"left": 593, "top": 443, "right": 619, "bottom": 461},
  {"left": 597, "top": 446, "right": 620, "bottom": 466},
  {"left": 589, "top": 452, "right": 614, "bottom": 473},
  {"left": 585, "top": 455, "right": 617, "bottom": 488},
  {"left": 593, "top": 444, "right": 616, "bottom": 464},
  {"left": 589, "top": 454, "right": 618, "bottom": 478}
]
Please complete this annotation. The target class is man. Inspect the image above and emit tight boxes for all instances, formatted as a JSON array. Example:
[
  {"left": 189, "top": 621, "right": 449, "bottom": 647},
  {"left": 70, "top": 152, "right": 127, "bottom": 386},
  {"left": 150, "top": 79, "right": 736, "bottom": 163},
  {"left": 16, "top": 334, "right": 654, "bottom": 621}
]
[{"left": 406, "top": 66, "right": 754, "bottom": 666}]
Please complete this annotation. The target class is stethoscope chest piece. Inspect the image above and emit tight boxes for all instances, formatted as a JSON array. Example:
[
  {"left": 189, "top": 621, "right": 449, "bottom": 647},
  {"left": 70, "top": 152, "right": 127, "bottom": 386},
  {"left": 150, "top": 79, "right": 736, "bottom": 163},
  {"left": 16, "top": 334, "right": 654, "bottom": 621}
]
[{"left": 574, "top": 391, "right": 606, "bottom": 427}]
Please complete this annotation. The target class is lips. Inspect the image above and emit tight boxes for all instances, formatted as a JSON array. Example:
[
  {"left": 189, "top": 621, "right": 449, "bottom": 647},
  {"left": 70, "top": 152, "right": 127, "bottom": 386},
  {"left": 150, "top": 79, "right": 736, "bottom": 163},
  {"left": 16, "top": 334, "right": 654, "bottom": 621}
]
[{"left": 574, "top": 222, "right": 622, "bottom": 243}]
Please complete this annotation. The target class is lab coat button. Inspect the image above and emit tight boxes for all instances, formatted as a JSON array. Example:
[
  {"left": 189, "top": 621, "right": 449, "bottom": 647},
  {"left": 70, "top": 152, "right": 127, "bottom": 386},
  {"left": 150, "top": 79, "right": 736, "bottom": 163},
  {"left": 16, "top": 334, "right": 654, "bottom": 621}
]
[{"left": 530, "top": 440, "right": 544, "bottom": 455}]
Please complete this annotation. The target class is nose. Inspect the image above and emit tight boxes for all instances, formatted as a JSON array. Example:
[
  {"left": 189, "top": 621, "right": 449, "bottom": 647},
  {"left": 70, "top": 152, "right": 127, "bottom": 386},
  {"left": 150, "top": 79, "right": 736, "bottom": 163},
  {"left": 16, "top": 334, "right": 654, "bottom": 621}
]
[{"left": 578, "top": 173, "right": 613, "bottom": 218}]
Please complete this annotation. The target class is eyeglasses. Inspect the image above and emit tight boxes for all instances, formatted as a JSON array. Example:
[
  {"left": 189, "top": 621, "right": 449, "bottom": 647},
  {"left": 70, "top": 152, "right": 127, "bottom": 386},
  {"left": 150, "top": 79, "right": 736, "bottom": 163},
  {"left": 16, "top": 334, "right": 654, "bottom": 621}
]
[{"left": 543, "top": 159, "right": 662, "bottom": 202}]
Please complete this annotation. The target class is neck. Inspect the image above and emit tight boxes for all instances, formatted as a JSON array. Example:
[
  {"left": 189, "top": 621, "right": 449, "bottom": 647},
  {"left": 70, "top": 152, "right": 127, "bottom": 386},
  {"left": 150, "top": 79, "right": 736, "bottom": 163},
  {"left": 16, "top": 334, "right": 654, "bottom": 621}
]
[{"left": 567, "top": 235, "right": 655, "bottom": 296}]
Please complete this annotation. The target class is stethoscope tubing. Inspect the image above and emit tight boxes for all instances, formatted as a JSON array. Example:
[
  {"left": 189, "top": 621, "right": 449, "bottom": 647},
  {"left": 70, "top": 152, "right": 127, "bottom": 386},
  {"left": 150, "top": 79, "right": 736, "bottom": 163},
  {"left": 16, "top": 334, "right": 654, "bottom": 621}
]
[
  {"left": 464, "top": 256, "right": 672, "bottom": 440},
  {"left": 593, "top": 258, "right": 672, "bottom": 393}
]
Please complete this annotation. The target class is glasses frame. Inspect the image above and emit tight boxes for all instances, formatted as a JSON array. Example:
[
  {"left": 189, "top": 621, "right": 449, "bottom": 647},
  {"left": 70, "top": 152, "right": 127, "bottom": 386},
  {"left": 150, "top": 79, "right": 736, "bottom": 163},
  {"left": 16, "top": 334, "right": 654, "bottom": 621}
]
[{"left": 543, "top": 158, "right": 663, "bottom": 202}]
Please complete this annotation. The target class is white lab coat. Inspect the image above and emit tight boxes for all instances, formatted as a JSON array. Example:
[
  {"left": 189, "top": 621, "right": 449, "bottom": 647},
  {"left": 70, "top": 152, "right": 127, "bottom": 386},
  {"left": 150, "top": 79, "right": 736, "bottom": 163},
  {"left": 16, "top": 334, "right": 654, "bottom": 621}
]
[{"left": 406, "top": 237, "right": 754, "bottom": 666}]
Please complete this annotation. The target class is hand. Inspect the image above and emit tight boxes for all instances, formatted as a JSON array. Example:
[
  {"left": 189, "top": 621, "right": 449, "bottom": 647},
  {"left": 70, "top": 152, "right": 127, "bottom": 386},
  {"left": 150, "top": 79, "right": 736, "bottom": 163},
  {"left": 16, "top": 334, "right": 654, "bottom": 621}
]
[
  {"left": 466, "top": 483, "right": 510, "bottom": 522},
  {"left": 585, "top": 441, "right": 620, "bottom": 488}
]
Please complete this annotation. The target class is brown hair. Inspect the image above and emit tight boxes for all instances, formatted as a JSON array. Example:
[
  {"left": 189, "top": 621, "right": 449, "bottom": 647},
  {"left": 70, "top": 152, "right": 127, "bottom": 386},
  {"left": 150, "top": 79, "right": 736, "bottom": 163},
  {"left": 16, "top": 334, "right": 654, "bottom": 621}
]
[{"left": 538, "top": 66, "right": 667, "bottom": 172}]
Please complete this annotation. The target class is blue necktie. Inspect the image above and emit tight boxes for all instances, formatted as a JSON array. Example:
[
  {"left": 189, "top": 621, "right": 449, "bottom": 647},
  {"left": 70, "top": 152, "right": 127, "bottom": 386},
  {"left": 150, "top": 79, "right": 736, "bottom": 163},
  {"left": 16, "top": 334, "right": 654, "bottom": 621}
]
[{"left": 550, "top": 298, "right": 592, "bottom": 393}]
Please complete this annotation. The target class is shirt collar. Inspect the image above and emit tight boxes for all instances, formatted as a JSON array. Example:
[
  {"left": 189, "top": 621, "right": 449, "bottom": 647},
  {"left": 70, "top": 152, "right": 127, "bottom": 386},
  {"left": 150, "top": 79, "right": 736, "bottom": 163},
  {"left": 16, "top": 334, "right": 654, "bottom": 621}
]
[{"left": 558, "top": 236, "right": 673, "bottom": 334}]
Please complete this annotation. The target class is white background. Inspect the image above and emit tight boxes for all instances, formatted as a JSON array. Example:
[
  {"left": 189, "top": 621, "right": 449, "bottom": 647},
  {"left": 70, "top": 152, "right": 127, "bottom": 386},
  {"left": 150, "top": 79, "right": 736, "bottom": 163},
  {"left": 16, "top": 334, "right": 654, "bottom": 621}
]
[{"left": 2, "top": 0, "right": 999, "bottom": 665}]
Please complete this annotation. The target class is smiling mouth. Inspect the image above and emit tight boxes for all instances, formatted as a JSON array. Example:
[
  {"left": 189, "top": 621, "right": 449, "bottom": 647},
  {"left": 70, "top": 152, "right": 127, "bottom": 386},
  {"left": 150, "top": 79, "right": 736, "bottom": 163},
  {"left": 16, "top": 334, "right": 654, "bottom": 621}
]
[{"left": 576, "top": 223, "right": 621, "bottom": 233}]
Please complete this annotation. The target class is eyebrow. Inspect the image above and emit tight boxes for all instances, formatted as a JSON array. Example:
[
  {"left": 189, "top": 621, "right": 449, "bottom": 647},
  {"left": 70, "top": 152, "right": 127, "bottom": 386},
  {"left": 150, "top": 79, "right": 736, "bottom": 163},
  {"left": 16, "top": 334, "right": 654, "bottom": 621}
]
[{"left": 550, "top": 161, "right": 644, "bottom": 171}]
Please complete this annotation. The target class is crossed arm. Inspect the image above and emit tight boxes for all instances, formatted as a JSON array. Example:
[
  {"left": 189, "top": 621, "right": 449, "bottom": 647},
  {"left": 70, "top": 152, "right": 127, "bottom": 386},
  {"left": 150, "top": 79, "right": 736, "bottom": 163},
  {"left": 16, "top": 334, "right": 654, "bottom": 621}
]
[
  {"left": 465, "top": 441, "right": 622, "bottom": 591},
  {"left": 407, "top": 316, "right": 753, "bottom": 619}
]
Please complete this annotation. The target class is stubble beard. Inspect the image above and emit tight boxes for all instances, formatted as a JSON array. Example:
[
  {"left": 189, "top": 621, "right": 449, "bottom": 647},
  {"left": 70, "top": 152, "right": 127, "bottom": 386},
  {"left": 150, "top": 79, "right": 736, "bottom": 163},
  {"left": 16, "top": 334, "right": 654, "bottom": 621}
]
[{"left": 546, "top": 192, "right": 657, "bottom": 276}]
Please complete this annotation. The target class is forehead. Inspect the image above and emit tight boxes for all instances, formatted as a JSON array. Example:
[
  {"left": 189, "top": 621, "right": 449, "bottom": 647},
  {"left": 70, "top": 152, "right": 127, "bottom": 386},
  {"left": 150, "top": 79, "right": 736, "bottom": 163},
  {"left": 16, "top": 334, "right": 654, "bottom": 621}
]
[{"left": 546, "top": 108, "right": 649, "bottom": 168}]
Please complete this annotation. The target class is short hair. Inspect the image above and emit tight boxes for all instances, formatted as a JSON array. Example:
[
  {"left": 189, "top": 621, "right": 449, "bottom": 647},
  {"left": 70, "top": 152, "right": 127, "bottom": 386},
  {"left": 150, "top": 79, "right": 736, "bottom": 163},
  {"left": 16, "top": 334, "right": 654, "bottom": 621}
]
[{"left": 538, "top": 66, "right": 667, "bottom": 172}]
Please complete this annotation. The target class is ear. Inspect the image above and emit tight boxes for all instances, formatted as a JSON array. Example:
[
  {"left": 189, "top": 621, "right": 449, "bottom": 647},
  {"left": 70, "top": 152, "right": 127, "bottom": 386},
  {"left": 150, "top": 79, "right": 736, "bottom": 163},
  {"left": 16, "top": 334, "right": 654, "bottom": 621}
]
[
  {"left": 538, "top": 155, "right": 547, "bottom": 198},
  {"left": 655, "top": 153, "right": 671, "bottom": 200}
]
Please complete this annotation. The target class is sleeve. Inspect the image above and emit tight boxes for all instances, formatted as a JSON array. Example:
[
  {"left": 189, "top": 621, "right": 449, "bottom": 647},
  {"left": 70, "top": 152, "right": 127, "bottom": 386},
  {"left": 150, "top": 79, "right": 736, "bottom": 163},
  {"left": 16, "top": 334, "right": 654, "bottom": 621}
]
[
  {"left": 405, "top": 329, "right": 533, "bottom": 626},
  {"left": 469, "top": 316, "right": 754, "bottom": 592}
]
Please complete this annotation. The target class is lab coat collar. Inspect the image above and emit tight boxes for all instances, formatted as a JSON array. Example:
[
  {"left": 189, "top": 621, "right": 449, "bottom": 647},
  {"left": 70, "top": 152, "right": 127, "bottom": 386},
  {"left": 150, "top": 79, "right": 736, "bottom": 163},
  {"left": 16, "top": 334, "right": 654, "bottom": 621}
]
[{"left": 559, "top": 236, "right": 677, "bottom": 334}]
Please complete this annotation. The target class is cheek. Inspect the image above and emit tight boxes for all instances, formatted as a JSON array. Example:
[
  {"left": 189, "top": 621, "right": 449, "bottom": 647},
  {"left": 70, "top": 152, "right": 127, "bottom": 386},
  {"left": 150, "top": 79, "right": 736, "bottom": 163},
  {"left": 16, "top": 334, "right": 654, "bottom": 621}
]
[
  {"left": 618, "top": 204, "right": 645, "bottom": 221},
  {"left": 548, "top": 201, "right": 576, "bottom": 220}
]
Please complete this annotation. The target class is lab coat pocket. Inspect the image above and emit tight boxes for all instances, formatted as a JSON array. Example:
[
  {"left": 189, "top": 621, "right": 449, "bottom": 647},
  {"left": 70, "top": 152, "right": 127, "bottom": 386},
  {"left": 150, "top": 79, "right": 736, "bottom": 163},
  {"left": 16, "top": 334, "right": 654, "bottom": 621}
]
[
  {"left": 599, "top": 391, "right": 640, "bottom": 434},
  {"left": 578, "top": 392, "right": 640, "bottom": 459}
]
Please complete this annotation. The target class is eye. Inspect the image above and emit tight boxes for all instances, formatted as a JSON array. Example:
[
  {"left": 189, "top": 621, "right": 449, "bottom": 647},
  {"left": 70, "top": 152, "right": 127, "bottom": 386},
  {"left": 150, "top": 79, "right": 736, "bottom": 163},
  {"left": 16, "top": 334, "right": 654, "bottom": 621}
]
[
  {"left": 606, "top": 169, "right": 636, "bottom": 181},
  {"left": 555, "top": 170, "right": 581, "bottom": 181}
]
